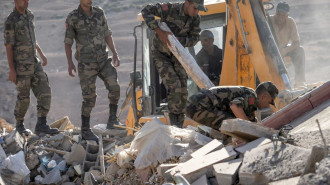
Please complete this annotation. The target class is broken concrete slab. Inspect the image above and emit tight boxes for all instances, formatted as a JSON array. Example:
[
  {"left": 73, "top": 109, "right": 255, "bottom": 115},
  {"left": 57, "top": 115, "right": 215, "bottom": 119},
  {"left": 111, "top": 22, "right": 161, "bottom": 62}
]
[
  {"left": 42, "top": 168, "right": 61, "bottom": 184},
  {"left": 213, "top": 158, "right": 243, "bottom": 185},
  {"left": 4, "top": 131, "right": 25, "bottom": 154},
  {"left": 235, "top": 137, "right": 272, "bottom": 154},
  {"left": 197, "top": 125, "right": 229, "bottom": 141},
  {"left": 269, "top": 176, "right": 300, "bottom": 185},
  {"left": 191, "top": 174, "right": 208, "bottom": 185},
  {"left": 220, "top": 119, "right": 278, "bottom": 142},
  {"left": 298, "top": 157, "right": 330, "bottom": 185},
  {"left": 293, "top": 129, "right": 330, "bottom": 149},
  {"left": 190, "top": 139, "right": 223, "bottom": 159},
  {"left": 239, "top": 143, "right": 311, "bottom": 185},
  {"left": 93, "top": 124, "right": 127, "bottom": 137},
  {"left": 63, "top": 143, "right": 85, "bottom": 165},
  {"left": 303, "top": 145, "right": 328, "bottom": 174},
  {"left": 168, "top": 146, "right": 237, "bottom": 183}
]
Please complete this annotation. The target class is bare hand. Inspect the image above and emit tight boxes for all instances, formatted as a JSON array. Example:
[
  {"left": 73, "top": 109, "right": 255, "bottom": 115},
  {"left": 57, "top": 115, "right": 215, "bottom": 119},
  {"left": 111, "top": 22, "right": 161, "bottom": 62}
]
[
  {"left": 155, "top": 28, "right": 173, "bottom": 47},
  {"left": 112, "top": 54, "right": 120, "bottom": 67},
  {"left": 68, "top": 62, "right": 76, "bottom": 77},
  {"left": 9, "top": 69, "right": 16, "bottom": 83},
  {"left": 41, "top": 54, "right": 48, "bottom": 66}
]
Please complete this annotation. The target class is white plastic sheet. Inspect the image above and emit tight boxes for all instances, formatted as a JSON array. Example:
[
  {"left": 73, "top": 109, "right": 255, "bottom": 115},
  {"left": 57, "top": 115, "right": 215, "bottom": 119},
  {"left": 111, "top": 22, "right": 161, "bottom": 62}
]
[
  {"left": 130, "top": 118, "right": 209, "bottom": 169},
  {"left": 5, "top": 151, "right": 30, "bottom": 177}
]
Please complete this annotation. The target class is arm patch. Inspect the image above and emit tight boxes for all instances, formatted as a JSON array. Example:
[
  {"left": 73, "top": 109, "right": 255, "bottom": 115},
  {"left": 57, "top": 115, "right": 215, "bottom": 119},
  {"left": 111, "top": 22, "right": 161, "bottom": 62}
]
[
  {"left": 162, "top": 4, "right": 168, "bottom": 11},
  {"left": 248, "top": 97, "right": 255, "bottom": 105}
]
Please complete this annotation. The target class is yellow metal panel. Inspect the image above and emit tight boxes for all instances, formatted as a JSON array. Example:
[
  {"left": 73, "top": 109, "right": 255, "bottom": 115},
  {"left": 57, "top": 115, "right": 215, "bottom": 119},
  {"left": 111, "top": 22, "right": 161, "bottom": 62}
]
[
  {"left": 226, "top": 0, "right": 286, "bottom": 91},
  {"left": 220, "top": 13, "right": 238, "bottom": 86},
  {"left": 125, "top": 90, "right": 143, "bottom": 135}
]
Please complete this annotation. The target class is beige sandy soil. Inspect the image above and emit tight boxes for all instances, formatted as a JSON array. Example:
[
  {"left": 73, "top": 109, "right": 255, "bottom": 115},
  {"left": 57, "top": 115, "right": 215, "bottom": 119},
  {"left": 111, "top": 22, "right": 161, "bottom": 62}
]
[{"left": 0, "top": 0, "right": 330, "bottom": 129}]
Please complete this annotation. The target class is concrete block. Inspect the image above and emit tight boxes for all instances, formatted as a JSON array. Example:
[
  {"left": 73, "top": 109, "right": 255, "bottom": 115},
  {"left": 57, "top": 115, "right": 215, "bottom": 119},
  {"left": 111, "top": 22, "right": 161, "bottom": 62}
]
[
  {"left": 191, "top": 139, "right": 223, "bottom": 159},
  {"left": 4, "top": 131, "right": 24, "bottom": 154},
  {"left": 239, "top": 143, "right": 311, "bottom": 185},
  {"left": 235, "top": 137, "right": 272, "bottom": 154},
  {"left": 191, "top": 174, "right": 208, "bottom": 185},
  {"left": 167, "top": 146, "right": 237, "bottom": 183},
  {"left": 63, "top": 143, "right": 85, "bottom": 165},
  {"left": 220, "top": 119, "right": 278, "bottom": 142},
  {"left": 213, "top": 158, "right": 243, "bottom": 185},
  {"left": 269, "top": 176, "right": 300, "bottom": 185},
  {"left": 303, "top": 145, "right": 328, "bottom": 174}
]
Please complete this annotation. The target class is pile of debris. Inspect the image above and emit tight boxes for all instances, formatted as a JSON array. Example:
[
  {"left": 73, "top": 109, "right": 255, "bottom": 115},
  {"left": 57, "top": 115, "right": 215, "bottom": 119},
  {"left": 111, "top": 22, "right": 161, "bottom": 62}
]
[{"left": 0, "top": 115, "right": 330, "bottom": 185}]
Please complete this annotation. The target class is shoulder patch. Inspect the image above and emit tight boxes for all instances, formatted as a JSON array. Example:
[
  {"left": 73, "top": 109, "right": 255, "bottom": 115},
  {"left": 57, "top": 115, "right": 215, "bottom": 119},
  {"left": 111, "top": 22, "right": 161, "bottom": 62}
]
[
  {"left": 162, "top": 4, "right": 168, "bottom": 11},
  {"left": 248, "top": 97, "right": 255, "bottom": 105}
]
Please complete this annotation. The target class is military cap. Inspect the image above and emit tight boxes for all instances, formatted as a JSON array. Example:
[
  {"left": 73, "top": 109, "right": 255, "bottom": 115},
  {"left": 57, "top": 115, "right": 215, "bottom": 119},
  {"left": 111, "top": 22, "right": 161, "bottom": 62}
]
[
  {"left": 257, "top": 81, "right": 279, "bottom": 106},
  {"left": 189, "top": 0, "right": 207, "bottom": 12},
  {"left": 200, "top": 30, "right": 214, "bottom": 40},
  {"left": 277, "top": 1, "right": 290, "bottom": 13}
]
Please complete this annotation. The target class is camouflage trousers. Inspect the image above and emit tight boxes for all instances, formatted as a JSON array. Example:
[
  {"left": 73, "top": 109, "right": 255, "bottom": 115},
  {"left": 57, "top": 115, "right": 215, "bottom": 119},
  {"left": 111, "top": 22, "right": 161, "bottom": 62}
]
[
  {"left": 78, "top": 59, "right": 120, "bottom": 117},
  {"left": 15, "top": 62, "right": 51, "bottom": 121},
  {"left": 186, "top": 94, "right": 235, "bottom": 130},
  {"left": 152, "top": 50, "right": 187, "bottom": 115}
]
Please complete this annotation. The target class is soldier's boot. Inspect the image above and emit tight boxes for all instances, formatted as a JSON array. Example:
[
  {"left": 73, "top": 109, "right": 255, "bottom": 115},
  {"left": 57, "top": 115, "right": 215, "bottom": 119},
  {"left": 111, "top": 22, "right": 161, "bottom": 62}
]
[
  {"left": 16, "top": 120, "right": 30, "bottom": 136},
  {"left": 35, "top": 117, "right": 59, "bottom": 136},
  {"left": 81, "top": 115, "right": 99, "bottom": 142},
  {"left": 169, "top": 113, "right": 184, "bottom": 128},
  {"left": 107, "top": 104, "right": 124, "bottom": 130}
]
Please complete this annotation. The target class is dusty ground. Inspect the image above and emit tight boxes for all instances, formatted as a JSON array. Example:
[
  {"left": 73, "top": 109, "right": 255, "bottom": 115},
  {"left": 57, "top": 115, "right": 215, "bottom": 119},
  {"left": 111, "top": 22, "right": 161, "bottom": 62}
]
[{"left": 0, "top": 0, "right": 330, "bottom": 129}]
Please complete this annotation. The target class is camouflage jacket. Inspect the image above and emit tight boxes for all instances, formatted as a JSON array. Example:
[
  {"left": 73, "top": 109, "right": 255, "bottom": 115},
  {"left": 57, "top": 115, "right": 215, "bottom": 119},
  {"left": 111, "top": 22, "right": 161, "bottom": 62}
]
[
  {"left": 141, "top": 2, "right": 201, "bottom": 54},
  {"left": 64, "top": 5, "right": 111, "bottom": 62},
  {"left": 4, "top": 8, "right": 37, "bottom": 64},
  {"left": 189, "top": 86, "right": 258, "bottom": 121}
]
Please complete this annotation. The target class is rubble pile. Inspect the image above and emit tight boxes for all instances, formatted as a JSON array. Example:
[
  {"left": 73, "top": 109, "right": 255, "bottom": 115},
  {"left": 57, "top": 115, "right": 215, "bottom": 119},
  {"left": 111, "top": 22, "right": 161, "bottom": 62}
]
[{"left": 0, "top": 116, "right": 330, "bottom": 185}]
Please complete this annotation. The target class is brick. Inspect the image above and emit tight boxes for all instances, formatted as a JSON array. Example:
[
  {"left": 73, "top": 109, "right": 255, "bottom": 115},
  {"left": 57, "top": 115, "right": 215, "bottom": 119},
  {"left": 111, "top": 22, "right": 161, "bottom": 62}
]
[
  {"left": 213, "top": 158, "right": 243, "bottom": 185},
  {"left": 191, "top": 139, "right": 223, "bottom": 159}
]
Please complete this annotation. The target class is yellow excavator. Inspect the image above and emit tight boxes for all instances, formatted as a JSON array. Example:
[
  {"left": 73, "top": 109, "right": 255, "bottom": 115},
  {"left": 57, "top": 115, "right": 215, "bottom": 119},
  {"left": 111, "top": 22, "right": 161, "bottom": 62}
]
[{"left": 121, "top": 0, "right": 295, "bottom": 135}]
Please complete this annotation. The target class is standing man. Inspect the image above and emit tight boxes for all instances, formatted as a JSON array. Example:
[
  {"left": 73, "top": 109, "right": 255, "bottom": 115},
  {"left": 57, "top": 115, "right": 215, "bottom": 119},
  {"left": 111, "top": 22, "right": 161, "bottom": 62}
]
[
  {"left": 270, "top": 1, "right": 306, "bottom": 87},
  {"left": 64, "top": 0, "right": 121, "bottom": 142},
  {"left": 141, "top": 0, "right": 206, "bottom": 128},
  {"left": 186, "top": 82, "right": 278, "bottom": 130},
  {"left": 4, "top": 0, "right": 59, "bottom": 136},
  {"left": 196, "top": 30, "right": 223, "bottom": 86}
]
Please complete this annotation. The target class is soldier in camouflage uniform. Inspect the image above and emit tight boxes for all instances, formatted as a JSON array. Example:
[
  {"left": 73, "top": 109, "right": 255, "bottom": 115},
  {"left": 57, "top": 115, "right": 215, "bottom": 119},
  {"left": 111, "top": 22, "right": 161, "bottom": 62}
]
[
  {"left": 141, "top": 0, "right": 206, "bottom": 128},
  {"left": 4, "top": 0, "right": 59, "bottom": 136},
  {"left": 64, "top": 0, "right": 121, "bottom": 142},
  {"left": 186, "top": 81, "right": 279, "bottom": 130}
]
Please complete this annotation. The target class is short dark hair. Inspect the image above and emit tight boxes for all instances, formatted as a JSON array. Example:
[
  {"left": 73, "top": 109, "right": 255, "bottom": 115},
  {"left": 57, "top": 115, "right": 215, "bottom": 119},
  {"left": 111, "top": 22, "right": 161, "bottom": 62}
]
[{"left": 277, "top": 1, "right": 290, "bottom": 13}]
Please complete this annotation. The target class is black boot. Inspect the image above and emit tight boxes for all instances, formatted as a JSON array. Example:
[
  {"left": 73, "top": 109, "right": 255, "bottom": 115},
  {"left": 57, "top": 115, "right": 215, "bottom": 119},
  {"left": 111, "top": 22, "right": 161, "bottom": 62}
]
[
  {"left": 169, "top": 113, "right": 184, "bottom": 128},
  {"left": 35, "top": 117, "right": 59, "bottom": 136},
  {"left": 107, "top": 104, "right": 124, "bottom": 129},
  {"left": 16, "top": 120, "right": 30, "bottom": 136},
  {"left": 81, "top": 115, "right": 99, "bottom": 142}
]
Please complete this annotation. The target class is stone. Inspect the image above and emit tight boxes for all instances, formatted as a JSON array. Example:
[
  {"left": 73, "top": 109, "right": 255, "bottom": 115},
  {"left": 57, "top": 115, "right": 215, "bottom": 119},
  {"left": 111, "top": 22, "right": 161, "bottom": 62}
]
[
  {"left": 63, "top": 143, "right": 86, "bottom": 165},
  {"left": 303, "top": 145, "right": 328, "bottom": 174},
  {"left": 235, "top": 137, "right": 272, "bottom": 154},
  {"left": 213, "top": 158, "right": 243, "bottom": 185},
  {"left": 239, "top": 143, "right": 311, "bottom": 185},
  {"left": 220, "top": 119, "right": 278, "bottom": 142}
]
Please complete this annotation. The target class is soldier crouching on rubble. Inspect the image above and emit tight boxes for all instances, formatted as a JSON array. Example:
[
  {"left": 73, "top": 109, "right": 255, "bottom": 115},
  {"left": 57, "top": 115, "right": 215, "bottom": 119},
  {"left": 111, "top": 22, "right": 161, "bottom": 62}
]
[
  {"left": 186, "top": 81, "right": 279, "bottom": 130},
  {"left": 4, "top": 0, "right": 59, "bottom": 136},
  {"left": 141, "top": 0, "right": 206, "bottom": 128},
  {"left": 64, "top": 0, "right": 122, "bottom": 142}
]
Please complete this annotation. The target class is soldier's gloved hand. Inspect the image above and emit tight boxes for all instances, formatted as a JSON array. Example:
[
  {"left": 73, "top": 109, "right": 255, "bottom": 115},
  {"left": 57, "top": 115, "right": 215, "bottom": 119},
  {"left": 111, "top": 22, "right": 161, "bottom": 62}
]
[
  {"left": 68, "top": 62, "right": 76, "bottom": 77},
  {"left": 41, "top": 54, "right": 48, "bottom": 66},
  {"left": 112, "top": 54, "right": 120, "bottom": 67},
  {"left": 155, "top": 27, "right": 172, "bottom": 47},
  {"left": 8, "top": 69, "right": 16, "bottom": 83}
]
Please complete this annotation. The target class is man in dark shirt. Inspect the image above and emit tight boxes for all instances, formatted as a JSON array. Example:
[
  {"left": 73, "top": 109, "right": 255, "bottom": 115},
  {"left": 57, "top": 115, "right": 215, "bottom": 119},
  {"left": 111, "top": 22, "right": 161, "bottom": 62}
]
[{"left": 196, "top": 30, "right": 223, "bottom": 86}]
